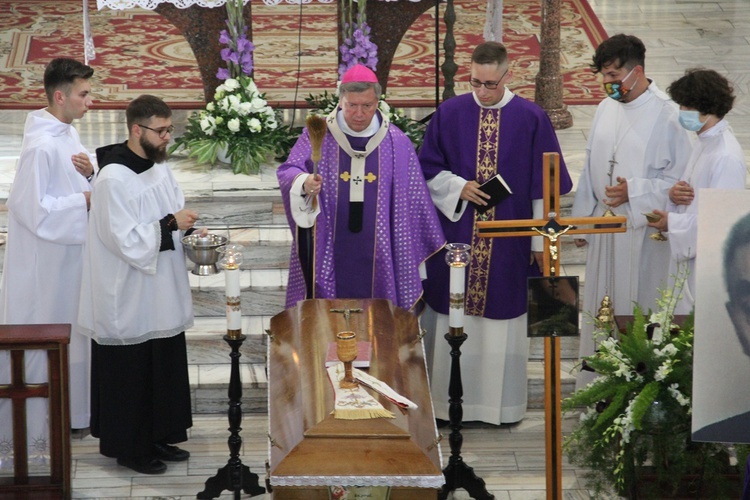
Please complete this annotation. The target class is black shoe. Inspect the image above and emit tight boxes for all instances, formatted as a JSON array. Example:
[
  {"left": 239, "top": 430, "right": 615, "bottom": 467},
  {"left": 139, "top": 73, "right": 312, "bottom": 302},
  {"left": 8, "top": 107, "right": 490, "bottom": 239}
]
[
  {"left": 153, "top": 442, "right": 190, "bottom": 462},
  {"left": 117, "top": 456, "right": 167, "bottom": 474}
]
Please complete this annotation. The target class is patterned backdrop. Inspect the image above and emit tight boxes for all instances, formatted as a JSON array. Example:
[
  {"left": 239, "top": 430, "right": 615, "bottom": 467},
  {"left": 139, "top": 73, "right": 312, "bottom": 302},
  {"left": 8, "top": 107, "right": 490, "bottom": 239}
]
[{"left": 0, "top": 0, "right": 608, "bottom": 109}]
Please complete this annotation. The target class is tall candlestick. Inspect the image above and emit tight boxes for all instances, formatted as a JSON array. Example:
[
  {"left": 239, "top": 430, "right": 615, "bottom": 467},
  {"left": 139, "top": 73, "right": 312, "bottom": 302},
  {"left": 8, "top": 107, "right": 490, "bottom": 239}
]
[
  {"left": 444, "top": 243, "right": 471, "bottom": 332},
  {"left": 218, "top": 244, "right": 244, "bottom": 340}
]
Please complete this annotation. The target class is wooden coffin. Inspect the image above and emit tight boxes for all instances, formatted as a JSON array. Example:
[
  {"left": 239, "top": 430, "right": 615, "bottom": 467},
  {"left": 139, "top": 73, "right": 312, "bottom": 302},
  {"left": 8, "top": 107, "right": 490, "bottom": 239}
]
[{"left": 267, "top": 299, "right": 443, "bottom": 499}]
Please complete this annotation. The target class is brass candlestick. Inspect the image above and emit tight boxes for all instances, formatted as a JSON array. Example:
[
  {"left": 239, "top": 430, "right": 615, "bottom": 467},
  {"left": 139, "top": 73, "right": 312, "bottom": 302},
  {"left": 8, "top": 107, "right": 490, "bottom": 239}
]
[{"left": 336, "top": 331, "right": 358, "bottom": 389}]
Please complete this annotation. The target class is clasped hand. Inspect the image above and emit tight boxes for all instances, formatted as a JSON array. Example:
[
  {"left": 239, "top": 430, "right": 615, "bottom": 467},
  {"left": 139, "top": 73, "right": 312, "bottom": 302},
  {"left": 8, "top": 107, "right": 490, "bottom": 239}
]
[
  {"left": 669, "top": 180, "right": 694, "bottom": 206},
  {"left": 604, "top": 177, "right": 629, "bottom": 208},
  {"left": 72, "top": 152, "right": 94, "bottom": 179}
]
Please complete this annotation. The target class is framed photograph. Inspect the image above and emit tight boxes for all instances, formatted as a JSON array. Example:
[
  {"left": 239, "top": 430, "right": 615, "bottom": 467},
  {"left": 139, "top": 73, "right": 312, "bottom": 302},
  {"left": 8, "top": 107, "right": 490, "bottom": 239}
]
[
  {"left": 527, "top": 276, "right": 579, "bottom": 337},
  {"left": 692, "top": 189, "right": 750, "bottom": 443}
]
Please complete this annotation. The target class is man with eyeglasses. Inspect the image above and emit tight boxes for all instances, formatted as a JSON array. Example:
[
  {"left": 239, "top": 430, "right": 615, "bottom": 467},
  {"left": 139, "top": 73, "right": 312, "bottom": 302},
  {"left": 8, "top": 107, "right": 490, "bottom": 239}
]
[
  {"left": 692, "top": 210, "right": 750, "bottom": 443},
  {"left": 572, "top": 34, "right": 692, "bottom": 390},
  {"left": 418, "top": 41, "right": 572, "bottom": 425},
  {"left": 78, "top": 94, "right": 201, "bottom": 475},
  {"left": 0, "top": 58, "right": 96, "bottom": 470},
  {"left": 277, "top": 64, "right": 444, "bottom": 312}
]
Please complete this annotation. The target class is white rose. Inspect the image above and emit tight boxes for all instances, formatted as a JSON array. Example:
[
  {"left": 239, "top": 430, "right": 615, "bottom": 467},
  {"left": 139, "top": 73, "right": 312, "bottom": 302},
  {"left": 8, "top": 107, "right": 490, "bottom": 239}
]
[
  {"left": 246, "top": 79, "right": 258, "bottom": 95},
  {"left": 223, "top": 78, "right": 240, "bottom": 91},
  {"left": 206, "top": 102, "right": 215, "bottom": 112},
  {"left": 228, "top": 94, "right": 242, "bottom": 112},
  {"left": 248, "top": 118, "right": 261, "bottom": 133},
  {"left": 238, "top": 102, "right": 253, "bottom": 116},
  {"left": 200, "top": 115, "right": 216, "bottom": 136},
  {"left": 227, "top": 118, "right": 241, "bottom": 133},
  {"left": 378, "top": 100, "right": 390, "bottom": 114},
  {"left": 219, "top": 97, "right": 230, "bottom": 112},
  {"left": 250, "top": 97, "right": 266, "bottom": 110},
  {"left": 267, "top": 120, "right": 278, "bottom": 130}
]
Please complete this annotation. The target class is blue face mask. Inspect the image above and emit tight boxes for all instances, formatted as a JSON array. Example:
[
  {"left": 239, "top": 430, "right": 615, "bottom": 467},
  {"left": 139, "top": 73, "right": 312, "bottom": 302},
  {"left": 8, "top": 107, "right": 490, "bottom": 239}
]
[{"left": 678, "top": 110, "right": 706, "bottom": 132}]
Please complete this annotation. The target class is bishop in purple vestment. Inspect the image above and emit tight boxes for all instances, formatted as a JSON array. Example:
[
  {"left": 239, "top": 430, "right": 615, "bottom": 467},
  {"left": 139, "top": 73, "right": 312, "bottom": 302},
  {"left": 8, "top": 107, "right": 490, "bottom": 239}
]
[{"left": 277, "top": 65, "right": 445, "bottom": 312}]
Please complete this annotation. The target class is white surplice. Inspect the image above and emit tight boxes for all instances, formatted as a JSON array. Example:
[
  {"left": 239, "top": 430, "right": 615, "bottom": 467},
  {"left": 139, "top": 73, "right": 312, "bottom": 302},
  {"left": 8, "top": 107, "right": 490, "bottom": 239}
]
[
  {"left": 572, "top": 82, "right": 693, "bottom": 390},
  {"left": 0, "top": 109, "right": 92, "bottom": 470},
  {"left": 77, "top": 161, "right": 193, "bottom": 345},
  {"left": 665, "top": 119, "right": 747, "bottom": 314}
]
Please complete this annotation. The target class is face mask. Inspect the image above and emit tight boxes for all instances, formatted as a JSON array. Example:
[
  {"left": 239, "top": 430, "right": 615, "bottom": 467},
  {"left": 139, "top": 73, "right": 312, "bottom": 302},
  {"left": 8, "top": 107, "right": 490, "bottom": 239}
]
[
  {"left": 603, "top": 67, "right": 636, "bottom": 101},
  {"left": 678, "top": 110, "right": 706, "bottom": 132}
]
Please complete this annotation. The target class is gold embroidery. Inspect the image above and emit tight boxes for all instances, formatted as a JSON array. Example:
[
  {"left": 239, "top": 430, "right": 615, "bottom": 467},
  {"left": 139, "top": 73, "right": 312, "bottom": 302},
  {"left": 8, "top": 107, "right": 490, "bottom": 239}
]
[
  {"left": 339, "top": 171, "right": 377, "bottom": 184},
  {"left": 466, "top": 108, "right": 500, "bottom": 317}
]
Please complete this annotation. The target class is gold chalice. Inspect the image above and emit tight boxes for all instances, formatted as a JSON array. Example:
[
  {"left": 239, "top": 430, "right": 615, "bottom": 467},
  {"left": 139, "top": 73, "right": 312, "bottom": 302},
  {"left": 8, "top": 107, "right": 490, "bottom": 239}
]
[
  {"left": 643, "top": 212, "right": 668, "bottom": 241},
  {"left": 336, "top": 331, "right": 358, "bottom": 389}
]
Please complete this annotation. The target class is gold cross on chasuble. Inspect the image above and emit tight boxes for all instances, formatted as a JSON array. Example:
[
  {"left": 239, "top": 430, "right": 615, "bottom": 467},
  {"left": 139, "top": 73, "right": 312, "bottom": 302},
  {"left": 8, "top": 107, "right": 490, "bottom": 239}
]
[{"left": 477, "top": 152, "right": 626, "bottom": 500}]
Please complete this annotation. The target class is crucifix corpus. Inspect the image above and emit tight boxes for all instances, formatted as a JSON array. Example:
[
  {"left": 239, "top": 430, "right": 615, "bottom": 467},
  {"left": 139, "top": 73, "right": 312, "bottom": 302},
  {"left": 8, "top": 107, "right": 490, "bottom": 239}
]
[{"left": 476, "top": 152, "right": 626, "bottom": 500}]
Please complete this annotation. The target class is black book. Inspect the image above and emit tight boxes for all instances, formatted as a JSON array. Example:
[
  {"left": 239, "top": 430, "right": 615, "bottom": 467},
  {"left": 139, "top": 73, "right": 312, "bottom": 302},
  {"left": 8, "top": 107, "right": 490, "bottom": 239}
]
[{"left": 471, "top": 173, "right": 513, "bottom": 214}]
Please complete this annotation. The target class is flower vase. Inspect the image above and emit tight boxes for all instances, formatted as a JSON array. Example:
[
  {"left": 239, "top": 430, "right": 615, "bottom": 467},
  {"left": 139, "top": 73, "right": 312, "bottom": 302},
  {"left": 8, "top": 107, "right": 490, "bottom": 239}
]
[{"left": 216, "top": 144, "right": 231, "bottom": 164}]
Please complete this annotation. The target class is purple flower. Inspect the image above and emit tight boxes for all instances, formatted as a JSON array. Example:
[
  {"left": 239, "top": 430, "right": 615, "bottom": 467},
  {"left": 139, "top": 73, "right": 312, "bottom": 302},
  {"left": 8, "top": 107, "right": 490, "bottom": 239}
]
[
  {"left": 337, "top": 19, "right": 378, "bottom": 79},
  {"left": 217, "top": 1, "right": 255, "bottom": 81},
  {"left": 216, "top": 67, "right": 230, "bottom": 80}
]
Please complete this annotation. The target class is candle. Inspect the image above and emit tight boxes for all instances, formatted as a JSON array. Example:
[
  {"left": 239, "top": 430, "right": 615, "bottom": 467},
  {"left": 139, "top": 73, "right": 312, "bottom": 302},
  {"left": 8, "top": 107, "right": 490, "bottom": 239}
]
[
  {"left": 225, "top": 261, "right": 241, "bottom": 332},
  {"left": 219, "top": 244, "right": 244, "bottom": 339},
  {"left": 449, "top": 262, "right": 465, "bottom": 328},
  {"left": 444, "top": 243, "right": 470, "bottom": 331}
]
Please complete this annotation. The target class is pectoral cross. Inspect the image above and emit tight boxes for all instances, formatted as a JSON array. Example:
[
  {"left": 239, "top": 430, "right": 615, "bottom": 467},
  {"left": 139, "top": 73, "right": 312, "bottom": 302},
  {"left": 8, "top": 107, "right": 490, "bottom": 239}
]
[
  {"left": 477, "top": 152, "right": 627, "bottom": 500},
  {"left": 608, "top": 155, "right": 617, "bottom": 185}
]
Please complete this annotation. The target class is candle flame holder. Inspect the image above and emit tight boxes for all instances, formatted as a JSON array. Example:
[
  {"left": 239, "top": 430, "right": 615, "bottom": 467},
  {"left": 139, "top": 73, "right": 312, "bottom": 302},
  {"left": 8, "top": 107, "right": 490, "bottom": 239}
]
[
  {"left": 217, "top": 243, "right": 244, "bottom": 269},
  {"left": 444, "top": 242, "right": 470, "bottom": 267}
]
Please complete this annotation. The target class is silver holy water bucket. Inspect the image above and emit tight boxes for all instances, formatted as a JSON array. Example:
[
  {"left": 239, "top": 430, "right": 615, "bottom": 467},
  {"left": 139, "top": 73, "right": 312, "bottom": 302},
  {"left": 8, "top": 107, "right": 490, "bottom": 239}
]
[{"left": 181, "top": 233, "right": 228, "bottom": 276}]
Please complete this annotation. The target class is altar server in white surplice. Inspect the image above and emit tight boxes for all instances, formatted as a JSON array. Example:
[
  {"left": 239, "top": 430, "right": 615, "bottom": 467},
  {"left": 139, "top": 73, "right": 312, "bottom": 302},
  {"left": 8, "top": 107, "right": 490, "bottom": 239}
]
[
  {"left": 78, "top": 95, "right": 199, "bottom": 476},
  {"left": 647, "top": 69, "right": 747, "bottom": 314},
  {"left": 572, "top": 35, "right": 693, "bottom": 390},
  {"left": 0, "top": 58, "right": 95, "bottom": 469}
]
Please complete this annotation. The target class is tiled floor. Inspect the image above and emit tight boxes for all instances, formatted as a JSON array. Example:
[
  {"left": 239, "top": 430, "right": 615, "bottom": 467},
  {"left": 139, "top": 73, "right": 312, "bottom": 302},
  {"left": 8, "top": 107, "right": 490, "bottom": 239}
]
[{"left": 2, "top": 0, "right": 750, "bottom": 498}]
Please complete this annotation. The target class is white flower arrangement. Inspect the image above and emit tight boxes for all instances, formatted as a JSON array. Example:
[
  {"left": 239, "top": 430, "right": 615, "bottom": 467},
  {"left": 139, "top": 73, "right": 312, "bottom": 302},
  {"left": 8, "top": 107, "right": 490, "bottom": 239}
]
[
  {"left": 562, "top": 271, "right": 737, "bottom": 497},
  {"left": 170, "top": 75, "right": 291, "bottom": 175}
]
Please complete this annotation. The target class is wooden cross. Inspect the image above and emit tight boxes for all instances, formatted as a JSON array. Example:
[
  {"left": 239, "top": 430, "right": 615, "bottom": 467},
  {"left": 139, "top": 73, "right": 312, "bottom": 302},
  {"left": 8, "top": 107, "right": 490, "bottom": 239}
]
[{"left": 476, "top": 152, "right": 626, "bottom": 500}]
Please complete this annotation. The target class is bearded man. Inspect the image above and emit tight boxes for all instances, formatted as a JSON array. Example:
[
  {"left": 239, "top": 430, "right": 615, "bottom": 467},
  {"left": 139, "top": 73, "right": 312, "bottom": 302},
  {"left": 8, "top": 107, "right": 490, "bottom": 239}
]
[{"left": 78, "top": 94, "right": 201, "bottom": 475}]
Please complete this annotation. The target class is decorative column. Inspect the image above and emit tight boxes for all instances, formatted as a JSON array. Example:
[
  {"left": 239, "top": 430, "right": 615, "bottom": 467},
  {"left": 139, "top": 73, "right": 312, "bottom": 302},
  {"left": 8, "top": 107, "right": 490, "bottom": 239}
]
[
  {"left": 441, "top": 0, "right": 458, "bottom": 101},
  {"left": 483, "top": 0, "right": 503, "bottom": 42},
  {"left": 534, "top": 0, "right": 573, "bottom": 129}
]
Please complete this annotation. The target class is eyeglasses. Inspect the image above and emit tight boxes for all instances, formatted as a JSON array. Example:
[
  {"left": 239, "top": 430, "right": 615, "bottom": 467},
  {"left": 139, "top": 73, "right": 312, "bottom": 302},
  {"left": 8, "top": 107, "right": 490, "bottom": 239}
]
[
  {"left": 469, "top": 69, "right": 509, "bottom": 90},
  {"left": 137, "top": 124, "right": 174, "bottom": 139}
]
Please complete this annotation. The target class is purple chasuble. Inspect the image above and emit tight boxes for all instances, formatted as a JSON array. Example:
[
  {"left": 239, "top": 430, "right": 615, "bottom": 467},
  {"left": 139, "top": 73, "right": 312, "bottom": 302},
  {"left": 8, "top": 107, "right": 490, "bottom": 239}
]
[
  {"left": 278, "top": 116, "right": 445, "bottom": 312},
  {"left": 419, "top": 92, "right": 572, "bottom": 320}
]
